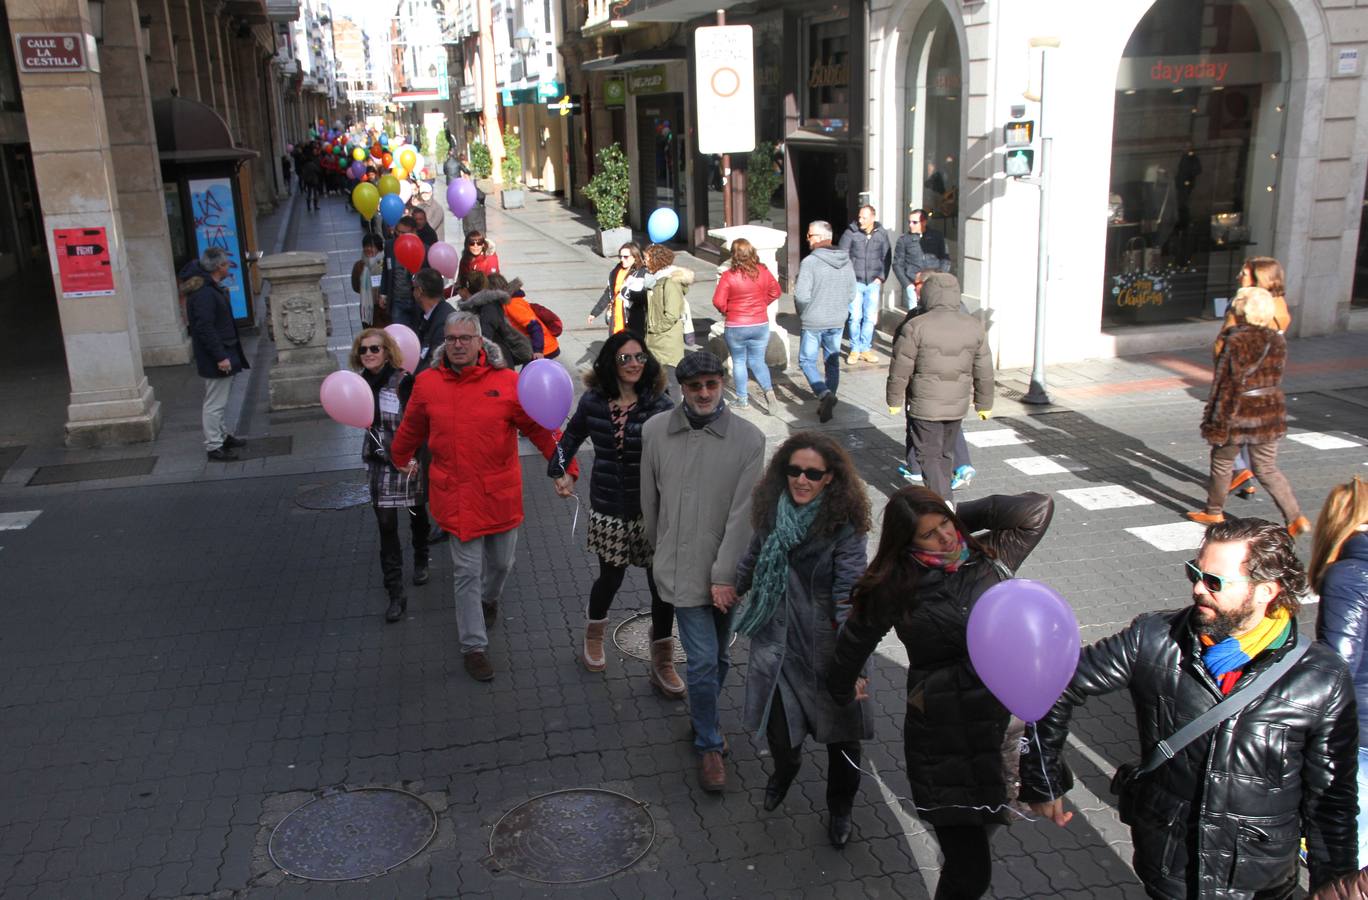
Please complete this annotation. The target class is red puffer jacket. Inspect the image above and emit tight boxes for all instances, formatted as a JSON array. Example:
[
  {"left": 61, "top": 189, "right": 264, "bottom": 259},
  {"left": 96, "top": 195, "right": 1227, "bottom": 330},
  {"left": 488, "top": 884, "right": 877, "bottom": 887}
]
[
  {"left": 711, "top": 265, "right": 780, "bottom": 327},
  {"left": 389, "top": 348, "right": 576, "bottom": 541}
]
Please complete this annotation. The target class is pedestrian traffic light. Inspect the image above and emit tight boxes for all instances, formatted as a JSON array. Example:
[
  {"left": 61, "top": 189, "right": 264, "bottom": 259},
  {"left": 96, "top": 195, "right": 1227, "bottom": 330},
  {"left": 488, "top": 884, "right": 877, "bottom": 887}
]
[{"left": 1005, "top": 148, "right": 1034, "bottom": 177}]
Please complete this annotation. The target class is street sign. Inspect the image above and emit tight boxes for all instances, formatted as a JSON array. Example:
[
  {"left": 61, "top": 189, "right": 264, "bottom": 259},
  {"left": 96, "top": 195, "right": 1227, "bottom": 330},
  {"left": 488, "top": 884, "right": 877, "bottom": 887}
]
[
  {"left": 15, "top": 33, "right": 91, "bottom": 73},
  {"left": 547, "top": 95, "right": 581, "bottom": 117},
  {"left": 694, "top": 25, "right": 755, "bottom": 154},
  {"left": 53, "top": 227, "right": 114, "bottom": 297}
]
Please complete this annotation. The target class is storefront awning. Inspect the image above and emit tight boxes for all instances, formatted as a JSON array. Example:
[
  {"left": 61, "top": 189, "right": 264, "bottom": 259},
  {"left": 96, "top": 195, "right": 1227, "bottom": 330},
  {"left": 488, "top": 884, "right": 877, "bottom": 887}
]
[
  {"left": 613, "top": 0, "right": 744, "bottom": 23},
  {"left": 393, "top": 89, "right": 443, "bottom": 103},
  {"left": 152, "top": 97, "right": 259, "bottom": 165},
  {"left": 581, "top": 46, "right": 685, "bottom": 71}
]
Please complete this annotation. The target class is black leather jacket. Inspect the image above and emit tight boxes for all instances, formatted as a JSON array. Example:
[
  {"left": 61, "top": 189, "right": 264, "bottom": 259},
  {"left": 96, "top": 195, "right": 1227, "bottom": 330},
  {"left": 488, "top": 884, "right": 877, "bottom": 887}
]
[
  {"left": 1020, "top": 610, "right": 1358, "bottom": 898},
  {"left": 548, "top": 386, "right": 672, "bottom": 519}
]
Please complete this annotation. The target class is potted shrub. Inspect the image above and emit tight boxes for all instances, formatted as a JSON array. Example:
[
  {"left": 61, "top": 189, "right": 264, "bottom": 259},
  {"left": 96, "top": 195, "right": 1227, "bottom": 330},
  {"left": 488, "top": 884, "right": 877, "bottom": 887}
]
[
  {"left": 583, "top": 143, "right": 632, "bottom": 256},
  {"left": 500, "top": 127, "right": 525, "bottom": 209},
  {"left": 470, "top": 141, "right": 494, "bottom": 194},
  {"left": 747, "top": 141, "right": 783, "bottom": 225}
]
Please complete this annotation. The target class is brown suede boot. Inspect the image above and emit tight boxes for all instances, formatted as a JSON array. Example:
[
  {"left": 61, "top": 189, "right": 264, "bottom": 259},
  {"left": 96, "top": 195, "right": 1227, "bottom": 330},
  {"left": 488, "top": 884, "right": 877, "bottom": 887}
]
[
  {"left": 649, "top": 638, "right": 686, "bottom": 699},
  {"left": 582, "top": 618, "right": 608, "bottom": 672}
]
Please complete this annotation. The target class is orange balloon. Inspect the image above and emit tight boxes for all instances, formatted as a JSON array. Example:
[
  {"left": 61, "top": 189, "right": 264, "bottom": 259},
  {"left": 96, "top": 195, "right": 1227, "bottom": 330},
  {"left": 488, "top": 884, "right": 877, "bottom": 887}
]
[{"left": 382, "top": 152, "right": 393, "bottom": 168}]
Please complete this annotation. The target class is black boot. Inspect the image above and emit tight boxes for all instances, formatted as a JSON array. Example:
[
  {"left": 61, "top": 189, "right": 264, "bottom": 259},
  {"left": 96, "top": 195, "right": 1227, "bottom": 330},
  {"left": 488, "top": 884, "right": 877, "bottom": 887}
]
[
  {"left": 763, "top": 752, "right": 802, "bottom": 811},
  {"left": 385, "top": 592, "right": 407, "bottom": 623},
  {"left": 412, "top": 558, "right": 430, "bottom": 585},
  {"left": 827, "top": 809, "right": 853, "bottom": 848}
]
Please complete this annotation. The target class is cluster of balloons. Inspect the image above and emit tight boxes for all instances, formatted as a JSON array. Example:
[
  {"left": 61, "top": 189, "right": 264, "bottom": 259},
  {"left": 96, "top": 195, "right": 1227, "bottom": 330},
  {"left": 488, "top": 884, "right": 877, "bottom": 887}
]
[{"left": 966, "top": 578, "right": 1080, "bottom": 722}]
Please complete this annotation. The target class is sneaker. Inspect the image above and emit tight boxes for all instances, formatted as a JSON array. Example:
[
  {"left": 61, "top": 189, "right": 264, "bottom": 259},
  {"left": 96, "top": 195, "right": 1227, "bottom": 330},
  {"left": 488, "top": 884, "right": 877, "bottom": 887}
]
[
  {"left": 732, "top": 398, "right": 749, "bottom": 409},
  {"left": 846, "top": 351, "right": 860, "bottom": 365},
  {"left": 206, "top": 447, "right": 239, "bottom": 462},
  {"left": 897, "top": 465, "right": 924, "bottom": 485},
  {"left": 463, "top": 651, "right": 494, "bottom": 682},
  {"left": 222, "top": 434, "right": 247, "bottom": 449},
  {"left": 950, "top": 465, "right": 977, "bottom": 491},
  {"left": 818, "top": 391, "right": 837, "bottom": 423},
  {"left": 699, "top": 750, "right": 726, "bottom": 792}
]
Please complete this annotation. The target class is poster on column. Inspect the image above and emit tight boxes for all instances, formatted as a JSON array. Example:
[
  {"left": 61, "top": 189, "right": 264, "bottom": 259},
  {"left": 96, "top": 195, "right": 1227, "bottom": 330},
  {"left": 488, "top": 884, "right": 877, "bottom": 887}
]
[
  {"left": 53, "top": 227, "right": 115, "bottom": 297},
  {"left": 188, "top": 177, "right": 247, "bottom": 319}
]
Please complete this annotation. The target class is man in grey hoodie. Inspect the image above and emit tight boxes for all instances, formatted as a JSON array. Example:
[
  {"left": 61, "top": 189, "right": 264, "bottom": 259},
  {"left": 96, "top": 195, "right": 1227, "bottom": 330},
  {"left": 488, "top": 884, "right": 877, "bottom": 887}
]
[{"left": 794, "top": 220, "right": 856, "bottom": 422}]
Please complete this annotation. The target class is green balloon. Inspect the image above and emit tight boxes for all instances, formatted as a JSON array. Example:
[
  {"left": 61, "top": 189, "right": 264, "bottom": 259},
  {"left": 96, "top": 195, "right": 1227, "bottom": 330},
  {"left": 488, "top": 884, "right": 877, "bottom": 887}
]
[{"left": 352, "top": 182, "right": 380, "bottom": 219}]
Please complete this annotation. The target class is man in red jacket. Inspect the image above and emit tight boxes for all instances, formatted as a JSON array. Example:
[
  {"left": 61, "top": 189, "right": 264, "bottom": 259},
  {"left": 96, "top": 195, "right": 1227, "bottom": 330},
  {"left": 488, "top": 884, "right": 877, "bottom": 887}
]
[{"left": 391, "top": 310, "right": 576, "bottom": 682}]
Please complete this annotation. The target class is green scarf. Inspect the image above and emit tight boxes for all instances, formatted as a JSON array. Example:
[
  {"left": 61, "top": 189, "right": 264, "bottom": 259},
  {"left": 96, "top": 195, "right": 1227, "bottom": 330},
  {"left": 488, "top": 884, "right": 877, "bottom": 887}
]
[{"left": 733, "top": 493, "right": 822, "bottom": 637}]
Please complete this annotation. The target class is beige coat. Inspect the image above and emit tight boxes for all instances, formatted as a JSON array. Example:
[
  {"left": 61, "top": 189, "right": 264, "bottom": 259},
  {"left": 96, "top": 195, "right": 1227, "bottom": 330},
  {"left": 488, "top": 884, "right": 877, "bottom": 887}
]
[{"left": 641, "top": 405, "right": 765, "bottom": 607}]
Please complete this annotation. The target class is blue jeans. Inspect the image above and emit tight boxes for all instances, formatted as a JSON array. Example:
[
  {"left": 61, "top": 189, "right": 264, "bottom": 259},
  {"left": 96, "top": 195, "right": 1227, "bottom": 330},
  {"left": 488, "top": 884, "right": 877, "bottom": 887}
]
[
  {"left": 723, "top": 323, "right": 772, "bottom": 400},
  {"left": 847, "top": 281, "right": 881, "bottom": 353},
  {"left": 674, "top": 604, "right": 733, "bottom": 754},
  {"left": 799, "top": 327, "right": 842, "bottom": 397},
  {"left": 1359, "top": 747, "right": 1368, "bottom": 868}
]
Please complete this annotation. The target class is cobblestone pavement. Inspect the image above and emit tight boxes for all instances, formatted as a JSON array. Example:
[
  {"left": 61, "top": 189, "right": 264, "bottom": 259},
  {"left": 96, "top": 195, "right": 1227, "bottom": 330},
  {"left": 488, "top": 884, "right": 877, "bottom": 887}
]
[{"left": 1, "top": 191, "right": 1365, "bottom": 897}]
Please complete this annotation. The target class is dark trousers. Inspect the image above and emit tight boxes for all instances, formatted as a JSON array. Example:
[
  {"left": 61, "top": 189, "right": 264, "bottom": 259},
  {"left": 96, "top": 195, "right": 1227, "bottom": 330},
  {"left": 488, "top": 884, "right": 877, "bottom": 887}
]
[
  {"left": 375, "top": 504, "right": 430, "bottom": 597},
  {"left": 765, "top": 693, "right": 861, "bottom": 815},
  {"left": 905, "top": 417, "right": 971, "bottom": 477},
  {"left": 910, "top": 418, "right": 964, "bottom": 501},
  {"left": 930, "top": 823, "right": 996, "bottom": 900},
  {"left": 587, "top": 558, "right": 673, "bottom": 640},
  {"left": 1204, "top": 441, "right": 1301, "bottom": 522}
]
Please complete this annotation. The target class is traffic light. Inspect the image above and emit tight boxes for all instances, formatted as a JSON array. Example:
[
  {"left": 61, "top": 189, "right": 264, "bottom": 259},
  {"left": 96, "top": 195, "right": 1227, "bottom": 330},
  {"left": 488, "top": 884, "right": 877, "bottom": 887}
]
[{"left": 1005, "top": 148, "right": 1035, "bottom": 177}]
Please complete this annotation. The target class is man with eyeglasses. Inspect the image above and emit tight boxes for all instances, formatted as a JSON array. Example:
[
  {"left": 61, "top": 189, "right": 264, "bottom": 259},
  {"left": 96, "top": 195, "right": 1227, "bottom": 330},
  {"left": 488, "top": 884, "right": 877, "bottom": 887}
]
[
  {"left": 390, "top": 311, "right": 576, "bottom": 683},
  {"left": 794, "top": 220, "right": 855, "bottom": 422},
  {"left": 1019, "top": 518, "right": 1357, "bottom": 899},
  {"left": 893, "top": 209, "right": 951, "bottom": 309},
  {"left": 641, "top": 351, "right": 765, "bottom": 793}
]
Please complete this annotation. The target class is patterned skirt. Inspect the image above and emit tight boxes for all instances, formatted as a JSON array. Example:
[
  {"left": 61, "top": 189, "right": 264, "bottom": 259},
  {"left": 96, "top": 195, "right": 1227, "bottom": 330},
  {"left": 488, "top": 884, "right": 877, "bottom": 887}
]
[{"left": 586, "top": 511, "right": 653, "bottom": 569}]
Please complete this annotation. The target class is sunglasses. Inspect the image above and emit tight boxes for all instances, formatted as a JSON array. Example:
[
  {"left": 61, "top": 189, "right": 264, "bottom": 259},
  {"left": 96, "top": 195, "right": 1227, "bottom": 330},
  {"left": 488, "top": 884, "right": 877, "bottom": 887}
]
[
  {"left": 359, "top": 344, "right": 383, "bottom": 355},
  {"left": 615, "top": 352, "right": 648, "bottom": 365},
  {"left": 1184, "top": 560, "right": 1253, "bottom": 594},
  {"left": 784, "top": 465, "right": 828, "bottom": 482},
  {"left": 467, "top": 240, "right": 484, "bottom": 248}
]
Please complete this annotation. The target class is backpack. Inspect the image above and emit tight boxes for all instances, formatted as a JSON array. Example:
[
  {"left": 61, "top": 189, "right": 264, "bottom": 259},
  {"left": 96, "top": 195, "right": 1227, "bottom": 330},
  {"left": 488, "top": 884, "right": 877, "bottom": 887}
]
[{"left": 530, "top": 302, "right": 563, "bottom": 337}]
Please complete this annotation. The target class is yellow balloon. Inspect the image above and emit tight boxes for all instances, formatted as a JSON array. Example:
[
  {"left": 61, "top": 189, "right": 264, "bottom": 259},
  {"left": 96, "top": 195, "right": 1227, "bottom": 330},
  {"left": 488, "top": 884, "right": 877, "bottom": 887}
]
[
  {"left": 392, "top": 166, "right": 408, "bottom": 182},
  {"left": 377, "top": 174, "right": 401, "bottom": 197},
  {"left": 351, "top": 147, "right": 365, "bottom": 162},
  {"left": 399, "top": 149, "right": 417, "bottom": 172},
  {"left": 351, "top": 182, "right": 380, "bottom": 219}
]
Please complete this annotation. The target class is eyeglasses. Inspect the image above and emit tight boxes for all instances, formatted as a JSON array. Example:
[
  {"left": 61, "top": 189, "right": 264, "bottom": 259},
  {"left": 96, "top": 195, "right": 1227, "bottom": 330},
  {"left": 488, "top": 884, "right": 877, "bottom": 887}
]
[
  {"left": 619, "top": 254, "right": 635, "bottom": 260},
  {"left": 682, "top": 378, "right": 722, "bottom": 391},
  {"left": 444, "top": 334, "right": 480, "bottom": 345},
  {"left": 1184, "top": 560, "right": 1253, "bottom": 594},
  {"left": 784, "top": 465, "right": 828, "bottom": 482},
  {"left": 359, "top": 344, "right": 384, "bottom": 355},
  {"left": 805, "top": 233, "right": 820, "bottom": 240},
  {"left": 615, "top": 352, "right": 648, "bottom": 364}
]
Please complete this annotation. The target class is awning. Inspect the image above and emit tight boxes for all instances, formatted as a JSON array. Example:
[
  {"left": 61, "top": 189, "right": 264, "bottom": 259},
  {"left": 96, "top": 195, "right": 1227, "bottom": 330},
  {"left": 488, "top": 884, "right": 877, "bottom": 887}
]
[
  {"left": 393, "top": 89, "right": 442, "bottom": 103},
  {"left": 581, "top": 46, "right": 685, "bottom": 71},
  {"left": 613, "top": 0, "right": 744, "bottom": 23},
  {"left": 152, "top": 97, "right": 259, "bottom": 165}
]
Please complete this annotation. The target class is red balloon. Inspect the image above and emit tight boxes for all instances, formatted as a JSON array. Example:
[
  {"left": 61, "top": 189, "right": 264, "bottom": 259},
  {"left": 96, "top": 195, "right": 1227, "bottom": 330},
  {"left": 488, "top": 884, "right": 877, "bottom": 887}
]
[{"left": 394, "top": 233, "right": 425, "bottom": 273}]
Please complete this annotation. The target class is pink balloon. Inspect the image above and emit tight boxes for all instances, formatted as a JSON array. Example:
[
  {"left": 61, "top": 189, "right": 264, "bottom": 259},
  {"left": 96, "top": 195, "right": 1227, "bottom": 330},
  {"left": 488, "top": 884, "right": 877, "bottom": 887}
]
[
  {"left": 319, "top": 370, "right": 374, "bottom": 429},
  {"left": 428, "top": 241, "right": 459, "bottom": 279},
  {"left": 967, "top": 579, "right": 1080, "bottom": 722},
  {"left": 384, "top": 323, "right": 421, "bottom": 373},
  {"left": 517, "top": 359, "right": 573, "bottom": 430}
]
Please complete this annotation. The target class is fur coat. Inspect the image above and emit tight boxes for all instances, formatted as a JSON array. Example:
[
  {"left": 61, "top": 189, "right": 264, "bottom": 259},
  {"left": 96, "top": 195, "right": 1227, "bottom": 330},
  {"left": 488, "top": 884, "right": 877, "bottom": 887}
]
[{"left": 1200, "top": 324, "right": 1287, "bottom": 446}]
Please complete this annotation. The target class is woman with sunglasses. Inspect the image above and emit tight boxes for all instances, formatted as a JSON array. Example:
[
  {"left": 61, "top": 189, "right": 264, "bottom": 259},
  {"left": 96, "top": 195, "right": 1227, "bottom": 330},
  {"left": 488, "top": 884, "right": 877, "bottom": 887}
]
[
  {"left": 349, "top": 328, "right": 430, "bottom": 624},
  {"left": 547, "top": 332, "right": 684, "bottom": 696},
  {"left": 1311, "top": 476, "right": 1368, "bottom": 869},
  {"left": 828, "top": 486, "right": 1054, "bottom": 898},
  {"left": 734, "top": 432, "right": 872, "bottom": 847},
  {"left": 457, "top": 230, "right": 500, "bottom": 291},
  {"left": 590, "top": 242, "right": 651, "bottom": 337}
]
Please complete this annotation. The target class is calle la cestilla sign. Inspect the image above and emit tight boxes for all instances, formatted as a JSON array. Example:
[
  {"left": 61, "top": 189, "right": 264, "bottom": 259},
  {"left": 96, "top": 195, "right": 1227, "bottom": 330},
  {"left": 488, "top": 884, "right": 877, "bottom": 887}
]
[{"left": 15, "top": 33, "right": 93, "bottom": 73}]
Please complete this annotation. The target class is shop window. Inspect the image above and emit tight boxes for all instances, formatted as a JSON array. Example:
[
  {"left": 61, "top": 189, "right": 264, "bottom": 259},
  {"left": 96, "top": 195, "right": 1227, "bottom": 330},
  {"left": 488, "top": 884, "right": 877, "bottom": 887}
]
[
  {"left": 901, "top": 2, "right": 962, "bottom": 272},
  {"left": 1103, "top": 0, "right": 1287, "bottom": 327},
  {"left": 801, "top": 12, "right": 851, "bottom": 135}
]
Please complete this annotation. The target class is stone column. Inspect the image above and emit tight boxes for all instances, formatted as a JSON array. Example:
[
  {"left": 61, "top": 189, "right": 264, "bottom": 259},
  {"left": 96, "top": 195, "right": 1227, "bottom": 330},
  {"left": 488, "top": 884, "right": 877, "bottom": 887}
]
[
  {"left": 166, "top": 0, "right": 199, "bottom": 101},
  {"left": 191, "top": 0, "right": 219, "bottom": 112},
  {"left": 101, "top": 0, "right": 190, "bottom": 366},
  {"left": 259, "top": 252, "right": 331, "bottom": 409},
  {"left": 7, "top": 0, "right": 162, "bottom": 445},
  {"left": 138, "top": 0, "right": 177, "bottom": 97}
]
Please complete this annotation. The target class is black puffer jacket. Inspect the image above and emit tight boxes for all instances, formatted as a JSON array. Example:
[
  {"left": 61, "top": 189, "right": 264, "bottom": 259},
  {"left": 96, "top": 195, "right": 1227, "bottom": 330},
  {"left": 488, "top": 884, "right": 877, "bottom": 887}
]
[
  {"left": 547, "top": 375, "right": 672, "bottom": 519},
  {"left": 1020, "top": 610, "right": 1358, "bottom": 898},
  {"left": 827, "top": 492, "right": 1054, "bottom": 826},
  {"left": 837, "top": 221, "right": 893, "bottom": 284},
  {"left": 1317, "top": 531, "right": 1368, "bottom": 745}
]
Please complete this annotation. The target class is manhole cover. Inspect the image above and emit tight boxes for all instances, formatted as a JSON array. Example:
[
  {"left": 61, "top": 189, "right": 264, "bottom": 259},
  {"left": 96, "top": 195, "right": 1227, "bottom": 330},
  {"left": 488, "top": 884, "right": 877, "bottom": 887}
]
[
  {"left": 269, "top": 787, "right": 436, "bottom": 881},
  {"left": 295, "top": 481, "right": 370, "bottom": 509},
  {"left": 613, "top": 612, "right": 733, "bottom": 663},
  {"left": 489, "top": 788, "right": 654, "bottom": 884}
]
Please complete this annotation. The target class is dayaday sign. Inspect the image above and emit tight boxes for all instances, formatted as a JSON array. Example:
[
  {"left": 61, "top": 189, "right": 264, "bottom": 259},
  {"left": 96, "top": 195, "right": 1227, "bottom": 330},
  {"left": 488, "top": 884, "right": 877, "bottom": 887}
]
[{"left": 694, "top": 25, "right": 755, "bottom": 155}]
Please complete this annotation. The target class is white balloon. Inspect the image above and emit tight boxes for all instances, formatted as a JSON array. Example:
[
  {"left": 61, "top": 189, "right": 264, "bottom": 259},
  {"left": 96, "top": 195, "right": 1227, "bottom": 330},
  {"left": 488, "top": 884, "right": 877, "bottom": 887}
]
[{"left": 399, "top": 180, "right": 414, "bottom": 203}]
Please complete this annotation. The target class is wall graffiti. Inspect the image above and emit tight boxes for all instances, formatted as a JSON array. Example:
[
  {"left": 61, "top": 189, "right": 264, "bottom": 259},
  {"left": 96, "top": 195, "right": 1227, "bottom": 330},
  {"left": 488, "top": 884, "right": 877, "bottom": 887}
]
[{"left": 188, "top": 177, "right": 247, "bottom": 319}]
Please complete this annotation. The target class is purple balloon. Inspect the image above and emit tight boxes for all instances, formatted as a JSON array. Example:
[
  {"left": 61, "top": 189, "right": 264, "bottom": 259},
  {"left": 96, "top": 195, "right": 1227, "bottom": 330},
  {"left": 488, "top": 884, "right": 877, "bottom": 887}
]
[
  {"left": 447, "top": 178, "right": 477, "bottom": 218},
  {"left": 349, "top": 160, "right": 364, "bottom": 180},
  {"left": 517, "top": 359, "right": 573, "bottom": 430},
  {"left": 966, "top": 579, "right": 1080, "bottom": 722}
]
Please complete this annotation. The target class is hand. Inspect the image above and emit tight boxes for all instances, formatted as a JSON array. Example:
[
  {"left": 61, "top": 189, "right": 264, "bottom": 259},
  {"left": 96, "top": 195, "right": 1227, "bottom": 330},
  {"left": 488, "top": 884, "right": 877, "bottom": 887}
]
[
  {"left": 217, "top": 359, "right": 232, "bottom": 373},
  {"left": 378, "top": 296, "right": 388, "bottom": 310},
  {"left": 404, "top": 460, "right": 419, "bottom": 476},
  {"left": 888, "top": 406, "right": 902, "bottom": 417},
  {"left": 710, "top": 584, "right": 738, "bottom": 612},
  {"left": 587, "top": 315, "right": 596, "bottom": 324},
  {"left": 978, "top": 409, "right": 992, "bottom": 421},
  {"left": 1029, "top": 799, "right": 1074, "bottom": 827},
  {"left": 854, "top": 677, "right": 869, "bottom": 701},
  {"left": 873, "top": 277, "right": 882, "bottom": 285},
  {"left": 552, "top": 474, "right": 574, "bottom": 498},
  {"left": 532, "top": 352, "right": 545, "bottom": 361}
]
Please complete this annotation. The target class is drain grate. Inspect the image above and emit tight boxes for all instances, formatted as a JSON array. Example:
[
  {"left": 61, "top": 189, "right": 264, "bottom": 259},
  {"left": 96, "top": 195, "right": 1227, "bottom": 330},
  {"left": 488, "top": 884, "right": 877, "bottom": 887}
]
[
  {"left": 295, "top": 481, "right": 370, "bottom": 509},
  {"left": 489, "top": 788, "right": 654, "bottom": 884},
  {"left": 28, "top": 456, "right": 157, "bottom": 485},
  {"left": 268, "top": 787, "right": 436, "bottom": 881},
  {"left": 613, "top": 612, "right": 732, "bottom": 663}
]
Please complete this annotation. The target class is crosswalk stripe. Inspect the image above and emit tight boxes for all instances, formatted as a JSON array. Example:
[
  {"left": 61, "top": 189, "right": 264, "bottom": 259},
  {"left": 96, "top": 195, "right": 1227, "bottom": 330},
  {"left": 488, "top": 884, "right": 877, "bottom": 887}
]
[
  {"left": 0, "top": 510, "right": 41, "bottom": 530},
  {"left": 1287, "top": 431, "right": 1361, "bottom": 450},
  {"left": 1058, "top": 485, "right": 1153, "bottom": 511},
  {"left": 1125, "top": 521, "right": 1207, "bottom": 552}
]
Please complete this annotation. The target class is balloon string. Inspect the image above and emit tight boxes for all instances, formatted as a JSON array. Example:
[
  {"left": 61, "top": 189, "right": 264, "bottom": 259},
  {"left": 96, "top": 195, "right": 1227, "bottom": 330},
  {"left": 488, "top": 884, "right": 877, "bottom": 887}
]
[
  {"left": 837, "top": 750, "right": 1035, "bottom": 822},
  {"left": 1032, "top": 728, "right": 1058, "bottom": 803},
  {"left": 569, "top": 493, "right": 581, "bottom": 538}
]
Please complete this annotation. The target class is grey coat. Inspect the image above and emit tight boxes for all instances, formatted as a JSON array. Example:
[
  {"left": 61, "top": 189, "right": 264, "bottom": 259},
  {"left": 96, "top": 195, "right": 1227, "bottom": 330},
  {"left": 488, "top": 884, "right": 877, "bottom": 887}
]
[
  {"left": 886, "top": 272, "right": 994, "bottom": 419},
  {"left": 794, "top": 246, "right": 856, "bottom": 331},
  {"left": 737, "top": 522, "right": 873, "bottom": 746}
]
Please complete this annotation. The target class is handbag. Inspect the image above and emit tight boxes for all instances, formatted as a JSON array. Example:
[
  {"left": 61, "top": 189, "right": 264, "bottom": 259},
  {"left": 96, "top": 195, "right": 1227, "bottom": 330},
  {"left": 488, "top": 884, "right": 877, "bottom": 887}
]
[{"left": 1110, "top": 640, "right": 1308, "bottom": 796}]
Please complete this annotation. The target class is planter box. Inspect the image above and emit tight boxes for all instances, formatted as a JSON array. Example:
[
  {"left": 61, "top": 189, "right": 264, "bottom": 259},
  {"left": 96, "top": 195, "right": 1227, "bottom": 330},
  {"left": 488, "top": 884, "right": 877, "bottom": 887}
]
[
  {"left": 597, "top": 225, "right": 633, "bottom": 257},
  {"left": 501, "top": 189, "right": 525, "bottom": 210},
  {"left": 474, "top": 177, "right": 497, "bottom": 195}
]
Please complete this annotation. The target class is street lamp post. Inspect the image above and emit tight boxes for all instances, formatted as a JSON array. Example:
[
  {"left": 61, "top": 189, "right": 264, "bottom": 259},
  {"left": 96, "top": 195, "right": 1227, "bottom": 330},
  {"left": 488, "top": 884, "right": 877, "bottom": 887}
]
[{"left": 1021, "top": 37, "right": 1060, "bottom": 407}]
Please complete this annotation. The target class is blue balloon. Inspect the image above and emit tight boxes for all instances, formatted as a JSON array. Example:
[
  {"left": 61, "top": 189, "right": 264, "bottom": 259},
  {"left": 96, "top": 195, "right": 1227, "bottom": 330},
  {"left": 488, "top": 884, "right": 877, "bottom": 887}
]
[
  {"left": 379, "top": 193, "right": 405, "bottom": 227},
  {"left": 647, "top": 208, "right": 679, "bottom": 244}
]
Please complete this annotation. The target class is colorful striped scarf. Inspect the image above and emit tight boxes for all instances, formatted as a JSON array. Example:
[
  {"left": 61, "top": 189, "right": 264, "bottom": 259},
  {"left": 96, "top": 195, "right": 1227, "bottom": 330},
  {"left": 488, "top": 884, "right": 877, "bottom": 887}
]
[
  {"left": 1198, "top": 607, "right": 1292, "bottom": 686},
  {"left": 911, "top": 533, "right": 970, "bottom": 573}
]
